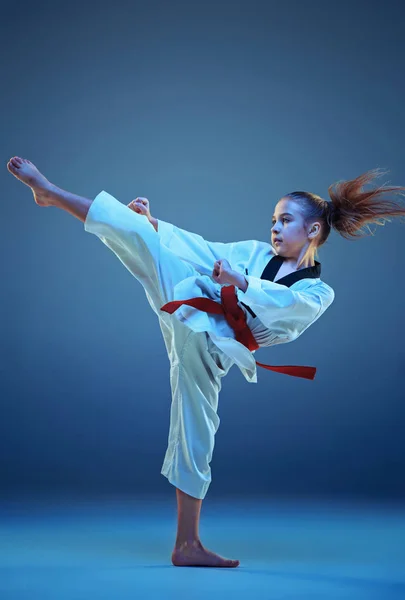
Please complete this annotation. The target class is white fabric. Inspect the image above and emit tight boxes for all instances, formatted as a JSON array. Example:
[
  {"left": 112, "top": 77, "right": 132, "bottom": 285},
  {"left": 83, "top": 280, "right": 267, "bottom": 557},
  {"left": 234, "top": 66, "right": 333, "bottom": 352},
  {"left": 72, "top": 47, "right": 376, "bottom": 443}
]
[
  {"left": 84, "top": 190, "right": 236, "bottom": 498},
  {"left": 84, "top": 190, "right": 335, "bottom": 498},
  {"left": 156, "top": 215, "right": 335, "bottom": 383}
]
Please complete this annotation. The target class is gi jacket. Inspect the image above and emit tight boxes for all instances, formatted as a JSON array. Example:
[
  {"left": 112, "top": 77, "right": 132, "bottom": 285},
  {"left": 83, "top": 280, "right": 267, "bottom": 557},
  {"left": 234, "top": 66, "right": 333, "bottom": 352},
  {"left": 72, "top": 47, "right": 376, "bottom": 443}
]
[
  {"left": 156, "top": 219, "right": 335, "bottom": 384},
  {"left": 84, "top": 190, "right": 335, "bottom": 384}
]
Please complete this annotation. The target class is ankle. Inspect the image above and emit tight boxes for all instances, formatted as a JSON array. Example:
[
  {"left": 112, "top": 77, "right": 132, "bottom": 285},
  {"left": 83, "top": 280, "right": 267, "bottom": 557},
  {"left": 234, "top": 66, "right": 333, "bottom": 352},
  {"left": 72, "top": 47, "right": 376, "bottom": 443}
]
[
  {"left": 174, "top": 538, "right": 202, "bottom": 551},
  {"left": 35, "top": 181, "right": 57, "bottom": 204}
]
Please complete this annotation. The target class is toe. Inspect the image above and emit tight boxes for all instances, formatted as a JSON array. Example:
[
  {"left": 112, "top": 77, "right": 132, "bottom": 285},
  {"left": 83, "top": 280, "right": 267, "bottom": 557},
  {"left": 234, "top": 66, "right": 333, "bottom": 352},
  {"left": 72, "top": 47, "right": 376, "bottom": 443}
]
[{"left": 223, "top": 558, "right": 238, "bottom": 566}]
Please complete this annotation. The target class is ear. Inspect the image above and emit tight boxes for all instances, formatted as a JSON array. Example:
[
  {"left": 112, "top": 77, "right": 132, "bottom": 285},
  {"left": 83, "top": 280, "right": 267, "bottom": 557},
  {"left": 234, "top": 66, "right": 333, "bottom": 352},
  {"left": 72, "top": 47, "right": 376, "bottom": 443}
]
[{"left": 309, "top": 222, "right": 321, "bottom": 238}]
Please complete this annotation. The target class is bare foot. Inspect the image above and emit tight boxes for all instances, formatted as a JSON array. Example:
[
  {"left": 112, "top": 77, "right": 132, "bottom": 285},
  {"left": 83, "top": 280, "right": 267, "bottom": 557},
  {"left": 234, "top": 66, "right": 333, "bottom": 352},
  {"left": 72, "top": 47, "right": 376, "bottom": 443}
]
[
  {"left": 171, "top": 540, "right": 240, "bottom": 568},
  {"left": 7, "top": 156, "right": 54, "bottom": 206}
]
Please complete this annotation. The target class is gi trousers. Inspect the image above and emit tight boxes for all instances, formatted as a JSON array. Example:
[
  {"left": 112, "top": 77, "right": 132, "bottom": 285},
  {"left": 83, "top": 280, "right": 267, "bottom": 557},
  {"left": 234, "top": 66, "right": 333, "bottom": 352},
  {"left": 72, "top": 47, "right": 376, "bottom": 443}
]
[{"left": 84, "top": 191, "right": 235, "bottom": 499}]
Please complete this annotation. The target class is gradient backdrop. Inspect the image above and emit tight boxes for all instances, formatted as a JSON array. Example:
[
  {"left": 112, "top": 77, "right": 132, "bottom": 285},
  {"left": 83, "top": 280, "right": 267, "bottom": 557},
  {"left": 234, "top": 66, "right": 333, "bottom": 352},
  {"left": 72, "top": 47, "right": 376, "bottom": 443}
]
[{"left": 1, "top": 0, "right": 404, "bottom": 502}]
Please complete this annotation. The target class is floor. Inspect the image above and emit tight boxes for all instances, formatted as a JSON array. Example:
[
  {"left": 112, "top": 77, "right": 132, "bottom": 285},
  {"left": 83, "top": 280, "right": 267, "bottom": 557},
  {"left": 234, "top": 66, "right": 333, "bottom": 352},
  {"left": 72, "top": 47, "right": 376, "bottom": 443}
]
[{"left": 0, "top": 493, "right": 404, "bottom": 599}]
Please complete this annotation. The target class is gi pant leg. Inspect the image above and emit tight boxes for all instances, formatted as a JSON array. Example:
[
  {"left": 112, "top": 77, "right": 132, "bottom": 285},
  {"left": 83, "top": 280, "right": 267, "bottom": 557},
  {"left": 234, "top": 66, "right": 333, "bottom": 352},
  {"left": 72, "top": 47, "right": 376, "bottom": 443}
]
[
  {"left": 84, "top": 191, "right": 235, "bottom": 499},
  {"left": 161, "top": 328, "right": 234, "bottom": 499}
]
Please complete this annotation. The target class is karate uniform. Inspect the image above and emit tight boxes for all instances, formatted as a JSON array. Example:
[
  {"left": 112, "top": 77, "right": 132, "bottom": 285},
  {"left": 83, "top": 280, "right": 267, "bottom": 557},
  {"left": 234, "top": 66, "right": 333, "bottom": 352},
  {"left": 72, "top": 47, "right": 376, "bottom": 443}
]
[{"left": 84, "top": 190, "right": 335, "bottom": 499}]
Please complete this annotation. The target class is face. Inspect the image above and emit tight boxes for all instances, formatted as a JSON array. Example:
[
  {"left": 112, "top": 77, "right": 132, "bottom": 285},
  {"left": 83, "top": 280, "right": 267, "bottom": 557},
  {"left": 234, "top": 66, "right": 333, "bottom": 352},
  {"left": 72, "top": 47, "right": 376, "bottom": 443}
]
[{"left": 271, "top": 198, "right": 312, "bottom": 259}]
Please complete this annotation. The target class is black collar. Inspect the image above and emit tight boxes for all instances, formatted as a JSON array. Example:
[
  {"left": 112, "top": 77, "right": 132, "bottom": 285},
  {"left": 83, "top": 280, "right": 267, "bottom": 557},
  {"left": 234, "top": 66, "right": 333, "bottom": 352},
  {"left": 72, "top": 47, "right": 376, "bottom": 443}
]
[
  {"left": 240, "top": 254, "right": 321, "bottom": 319},
  {"left": 260, "top": 254, "right": 321, "bottom": 287}
]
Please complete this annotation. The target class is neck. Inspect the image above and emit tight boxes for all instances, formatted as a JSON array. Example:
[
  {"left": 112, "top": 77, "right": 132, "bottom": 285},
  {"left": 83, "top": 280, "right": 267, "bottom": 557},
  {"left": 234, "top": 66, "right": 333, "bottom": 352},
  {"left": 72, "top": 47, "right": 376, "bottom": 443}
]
[
  {"left": 296, "top": 243, "right": 316, "bottom": 269},
  {"left": 283, "top": 254, "right": 316, "bottom": 270}
]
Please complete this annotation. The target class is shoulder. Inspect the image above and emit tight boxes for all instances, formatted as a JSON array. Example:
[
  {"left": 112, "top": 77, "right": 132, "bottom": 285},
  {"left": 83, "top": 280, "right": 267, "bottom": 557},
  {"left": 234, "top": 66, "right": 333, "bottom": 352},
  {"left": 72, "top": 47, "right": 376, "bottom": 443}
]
[
  {"left": 232, "top": 239, "right": 274, "bottom": 251},
  {"left": 293, "top": 279, "right": 335, "bottom": 307},
  {"left": 231, "top": 239, "right": 275, "bottom": 261},
  {"left": 311, "top": 279, "right": 335, "bottom": 307}
]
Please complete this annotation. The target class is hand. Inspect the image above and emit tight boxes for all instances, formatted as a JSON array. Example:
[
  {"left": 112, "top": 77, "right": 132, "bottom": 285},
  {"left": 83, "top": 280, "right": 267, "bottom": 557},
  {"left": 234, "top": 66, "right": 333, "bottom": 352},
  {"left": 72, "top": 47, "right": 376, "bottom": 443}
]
[
  {"left": 212, "top": 258, "right": 235, "bottom": 285},
  {"left": 127, "top": 197, "right": 152, "bottom": 221}
]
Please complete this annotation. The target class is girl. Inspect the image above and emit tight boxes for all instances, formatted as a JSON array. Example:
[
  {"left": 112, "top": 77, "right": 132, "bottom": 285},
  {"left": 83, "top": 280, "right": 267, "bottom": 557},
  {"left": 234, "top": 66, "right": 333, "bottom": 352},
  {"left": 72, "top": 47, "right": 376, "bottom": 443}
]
[{"left": 7, "top": 157, "right": 405, "bottom": 568}]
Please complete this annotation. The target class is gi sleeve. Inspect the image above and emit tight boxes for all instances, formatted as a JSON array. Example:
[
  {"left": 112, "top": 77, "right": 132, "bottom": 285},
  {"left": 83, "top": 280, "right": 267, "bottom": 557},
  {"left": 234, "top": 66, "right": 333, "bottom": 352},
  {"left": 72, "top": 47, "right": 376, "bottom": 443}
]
[
  {"left": 238, "top": 275, "right": 335, "bottom": 340},
  {"left": 156, "top": 218, "right": 237, "bottom": 275}
]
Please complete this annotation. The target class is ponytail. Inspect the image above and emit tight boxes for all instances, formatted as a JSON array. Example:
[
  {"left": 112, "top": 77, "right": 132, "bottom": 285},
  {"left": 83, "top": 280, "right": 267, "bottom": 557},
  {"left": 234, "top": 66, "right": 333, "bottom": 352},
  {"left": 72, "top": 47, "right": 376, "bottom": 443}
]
[
  {"left": 327, "top": 167, "right": 405, "bottom": 239},
  {"left": 286, "top": 168, "right": 405, "bottom": 269}
]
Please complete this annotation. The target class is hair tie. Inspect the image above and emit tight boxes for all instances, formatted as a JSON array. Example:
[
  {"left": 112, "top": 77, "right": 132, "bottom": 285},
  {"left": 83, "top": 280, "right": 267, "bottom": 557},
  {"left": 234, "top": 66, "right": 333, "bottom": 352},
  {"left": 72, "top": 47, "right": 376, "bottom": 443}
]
[{"left": 326, "top": 201, "right": 337, "bottom": 226}]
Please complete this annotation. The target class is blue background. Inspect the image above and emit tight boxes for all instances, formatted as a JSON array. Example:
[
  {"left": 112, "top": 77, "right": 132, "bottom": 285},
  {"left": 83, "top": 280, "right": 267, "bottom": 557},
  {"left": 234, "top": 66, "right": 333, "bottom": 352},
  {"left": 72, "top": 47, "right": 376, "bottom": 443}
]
[{"left": 1, "top": 0, "right": 404, "bottom": 501}]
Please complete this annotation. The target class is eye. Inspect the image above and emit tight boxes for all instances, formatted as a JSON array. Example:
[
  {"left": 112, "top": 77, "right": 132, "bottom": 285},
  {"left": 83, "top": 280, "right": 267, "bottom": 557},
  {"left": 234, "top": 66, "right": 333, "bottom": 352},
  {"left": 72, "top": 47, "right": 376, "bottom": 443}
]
[{"left": 272, "top": 218, "right": 290, "bottom": 225}]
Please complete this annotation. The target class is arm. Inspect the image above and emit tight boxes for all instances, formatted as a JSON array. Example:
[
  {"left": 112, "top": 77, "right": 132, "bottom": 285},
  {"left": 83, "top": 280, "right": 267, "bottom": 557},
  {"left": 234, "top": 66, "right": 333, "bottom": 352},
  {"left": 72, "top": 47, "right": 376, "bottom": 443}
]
[
  {"left": 155, "top": 217, "right": 237, "bottom": 275},
  {"left": 237, "top": 276, "right": 335, "bottom": 340},
  {"left": 130, "top": 199, "right": 231, "bottom": 264},
  {"left": 228, "top": 271, "right": 248, "bottom": 292},
  {"left": 150, "top": 216, "right": 158, "bottom": 232}
]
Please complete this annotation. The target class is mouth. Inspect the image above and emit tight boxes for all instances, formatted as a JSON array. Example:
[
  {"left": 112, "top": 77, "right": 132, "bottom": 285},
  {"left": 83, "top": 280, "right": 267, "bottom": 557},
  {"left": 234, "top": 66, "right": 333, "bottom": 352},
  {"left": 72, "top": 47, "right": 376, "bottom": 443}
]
[{"left": 273, "top": 239, "right": 282, "bottom": 244}]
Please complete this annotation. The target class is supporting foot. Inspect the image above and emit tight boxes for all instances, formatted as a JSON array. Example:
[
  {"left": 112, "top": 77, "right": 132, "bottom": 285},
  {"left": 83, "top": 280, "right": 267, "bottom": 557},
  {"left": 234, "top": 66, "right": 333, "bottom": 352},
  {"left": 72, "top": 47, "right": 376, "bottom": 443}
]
[{"left": 171, "top": 540, "right": 240, "bottom": 568}]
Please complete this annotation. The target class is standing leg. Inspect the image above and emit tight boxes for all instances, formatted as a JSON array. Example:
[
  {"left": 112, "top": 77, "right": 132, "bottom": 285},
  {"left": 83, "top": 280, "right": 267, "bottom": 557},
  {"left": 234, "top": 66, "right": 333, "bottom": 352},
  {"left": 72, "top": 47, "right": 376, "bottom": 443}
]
[
  {"left": 175, "top": 488, "right": 202, "bottom": 545},
  {"left": 172, "top": 488, "right": 240, "bottom": 567},
  {"left": 163, "top": 329, "right": 238, "bottom": 567}
]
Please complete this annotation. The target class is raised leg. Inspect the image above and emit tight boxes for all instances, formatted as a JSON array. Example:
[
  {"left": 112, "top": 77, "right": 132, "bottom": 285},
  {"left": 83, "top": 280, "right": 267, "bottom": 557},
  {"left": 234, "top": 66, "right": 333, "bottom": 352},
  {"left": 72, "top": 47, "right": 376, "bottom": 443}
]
[
  {"left": 44, "top": 185, "right": 93, "bottom": 223},
  {"left": 7, "top": 155, "right": 92, "bottom": 223}
]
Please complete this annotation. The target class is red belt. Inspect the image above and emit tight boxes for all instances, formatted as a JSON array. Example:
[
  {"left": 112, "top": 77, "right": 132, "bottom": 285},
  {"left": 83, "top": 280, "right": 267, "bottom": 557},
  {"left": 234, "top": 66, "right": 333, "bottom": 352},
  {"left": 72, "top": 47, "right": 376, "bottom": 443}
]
[{"left": 160, "top": 284, "right": 316, "bottom": 380}]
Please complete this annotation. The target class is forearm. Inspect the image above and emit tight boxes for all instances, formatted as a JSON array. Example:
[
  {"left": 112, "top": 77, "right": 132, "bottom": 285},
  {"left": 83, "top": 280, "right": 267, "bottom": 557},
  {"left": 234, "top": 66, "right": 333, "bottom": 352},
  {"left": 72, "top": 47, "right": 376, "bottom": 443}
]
[
  {"left": 149, "top": 217, "right": 158, "bottom": 232},
  {"left": 229, "top": 271, "right": 248, "bottom": 292}
]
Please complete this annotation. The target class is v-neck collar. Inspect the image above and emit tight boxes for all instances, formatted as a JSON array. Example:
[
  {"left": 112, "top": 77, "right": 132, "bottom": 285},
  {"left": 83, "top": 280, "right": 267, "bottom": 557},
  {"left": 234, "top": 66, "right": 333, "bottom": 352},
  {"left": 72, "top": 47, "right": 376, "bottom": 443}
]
[{"left": 260, "top": 253, "right": 321, "bottom": 287}]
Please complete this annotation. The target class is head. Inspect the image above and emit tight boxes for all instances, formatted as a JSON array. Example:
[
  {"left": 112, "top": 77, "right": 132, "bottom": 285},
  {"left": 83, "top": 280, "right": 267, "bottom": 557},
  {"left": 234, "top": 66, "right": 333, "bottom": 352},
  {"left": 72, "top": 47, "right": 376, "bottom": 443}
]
[
  {"left": 271, "top": 168, "right": 405, "bottom": 271},
  {"left": 271, "top": 193, "right": 330, "bottom": 269}
]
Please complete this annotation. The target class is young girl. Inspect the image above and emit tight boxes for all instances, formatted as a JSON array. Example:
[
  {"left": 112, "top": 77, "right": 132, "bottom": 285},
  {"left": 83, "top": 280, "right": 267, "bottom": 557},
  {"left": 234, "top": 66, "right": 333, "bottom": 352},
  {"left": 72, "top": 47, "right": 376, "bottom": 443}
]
[{"left": 7, "top": 157, "right": 405, "bottom": 568}]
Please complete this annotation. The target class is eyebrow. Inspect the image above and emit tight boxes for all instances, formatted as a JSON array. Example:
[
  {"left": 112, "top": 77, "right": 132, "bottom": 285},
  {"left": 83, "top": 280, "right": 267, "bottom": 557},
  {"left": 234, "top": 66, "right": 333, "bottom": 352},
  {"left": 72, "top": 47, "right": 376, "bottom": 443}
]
[{"left": 271, "top": 212, "right": 294, "bottom": 219}]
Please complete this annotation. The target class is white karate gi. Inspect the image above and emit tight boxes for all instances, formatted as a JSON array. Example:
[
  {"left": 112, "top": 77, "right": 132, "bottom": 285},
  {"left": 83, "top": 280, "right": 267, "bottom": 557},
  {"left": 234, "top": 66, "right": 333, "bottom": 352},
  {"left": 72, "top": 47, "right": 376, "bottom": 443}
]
[{"left": 84, "top": 190, "right": 335, "bottom": 499}]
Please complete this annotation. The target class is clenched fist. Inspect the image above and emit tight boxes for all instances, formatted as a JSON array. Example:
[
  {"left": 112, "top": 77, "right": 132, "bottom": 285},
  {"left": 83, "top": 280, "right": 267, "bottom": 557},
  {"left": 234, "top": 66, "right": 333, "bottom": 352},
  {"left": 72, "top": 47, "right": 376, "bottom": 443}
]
[
  {"left": 127, "top": 197, "right": 152, "bottom": 220},
  {"left": 212, "top": 258, "right": 235, "bottom": 285}
]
